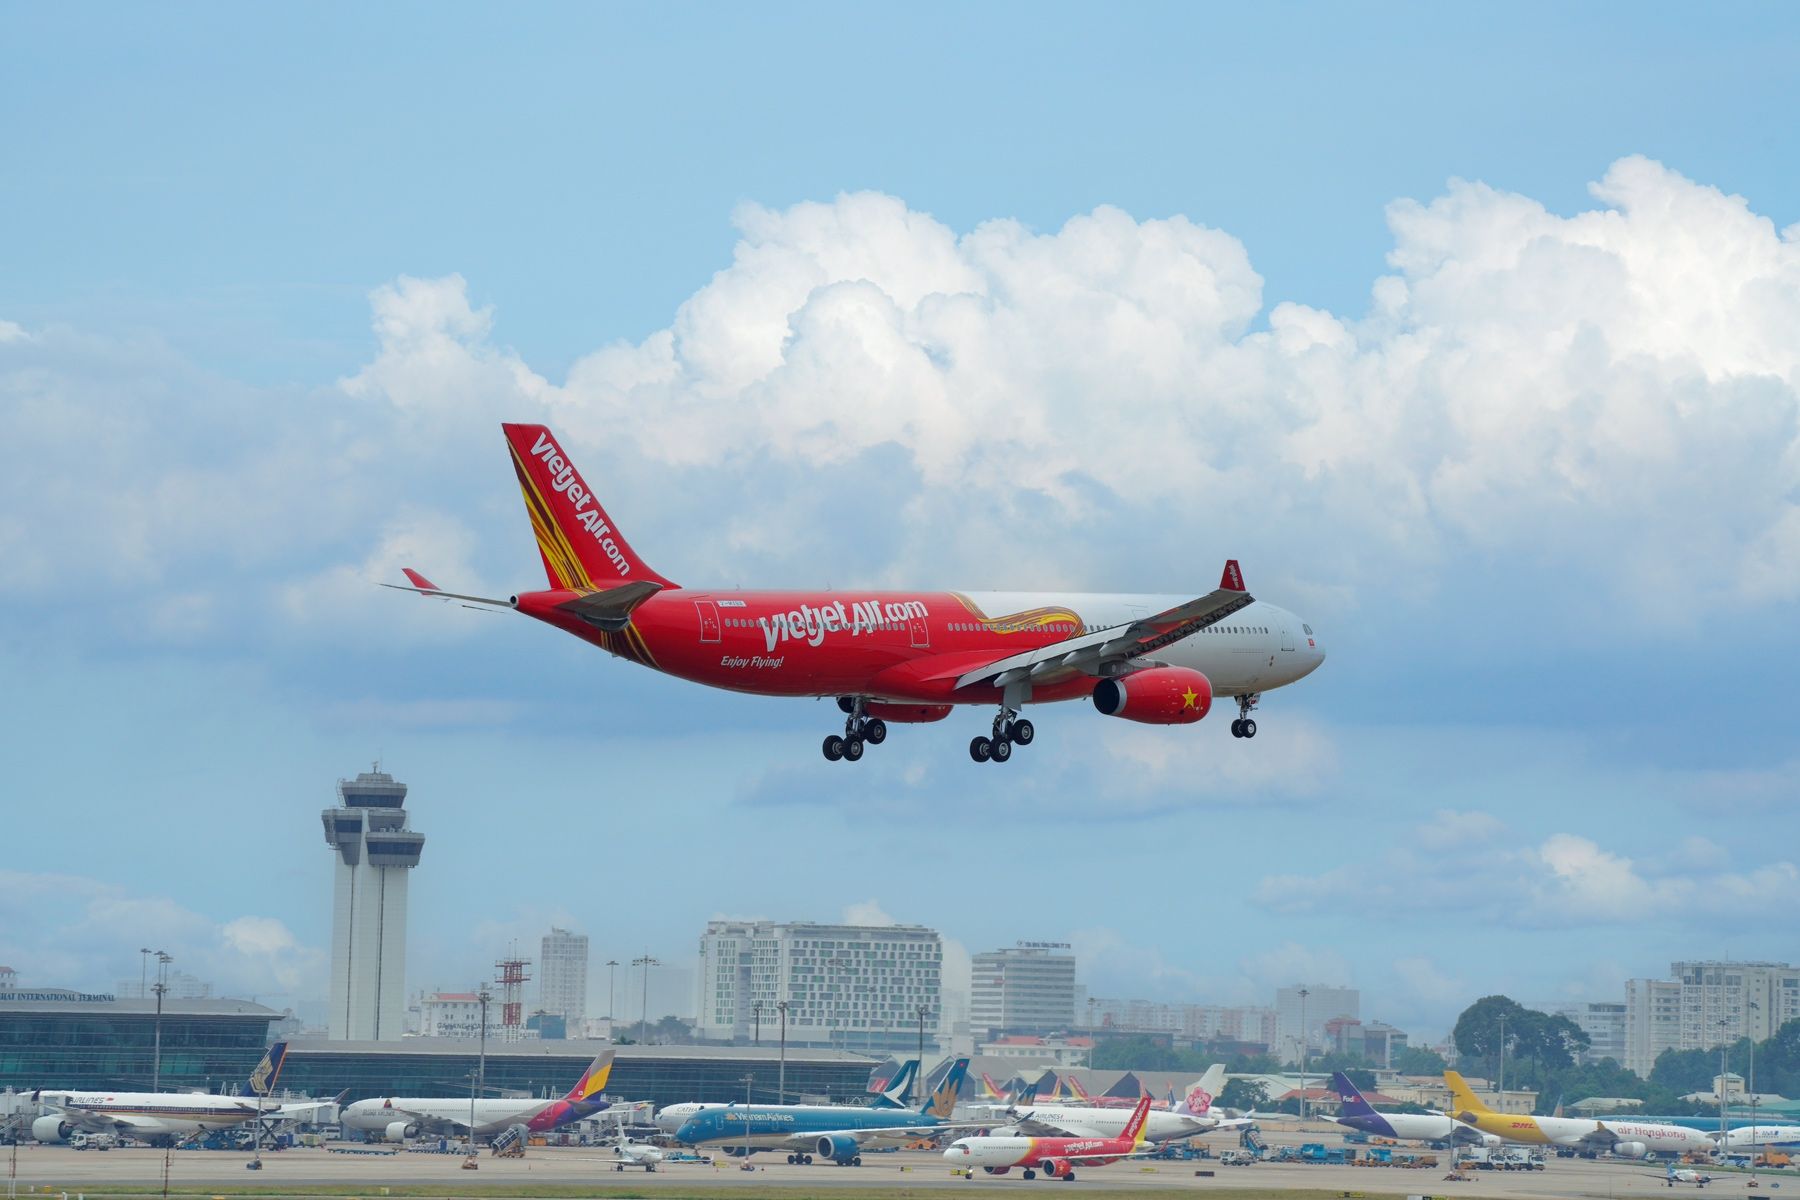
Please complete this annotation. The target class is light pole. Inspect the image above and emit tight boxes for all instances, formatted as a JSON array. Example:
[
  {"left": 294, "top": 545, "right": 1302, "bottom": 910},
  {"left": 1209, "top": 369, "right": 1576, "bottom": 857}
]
[
  {"left": 605, "top": 960, "right": 619, "bottom": 1036},
  {"left": 139, "top": 948, "right": 154, "bottom": 999},
  {"left": 1749, "top": 999, "right": 1761, "bottom": 1184},
  {"left": 740, "top": 1074, "right": 754, "bottom": 1162},
  {"left": 752, "top": 1001, "right": 763, "bottom": 1047},
  {"left": 633, "top": 953, "right": 659, "bottom": 1045},
  {"left": 151, "top": 951, "right": 172, "bottom": 1091},
  {"left": 1717, "top": 1017, "right": 1731, "bottom": 1149},
  {"left": 1496, "top": 1013, "right": 1507, "bottom": 1112},
  {"left": 916, "top": 1005, "right": 929, "bottom": 1088},
  {"left": 469, "top": 984, "right": 491, "bottom": 1157},
  {"left": 1296, "top": 987, "right": 1309, "bottom": 1122},
  {"left": 777, "top": 1000, "right": 789, "bottom": 1104}
]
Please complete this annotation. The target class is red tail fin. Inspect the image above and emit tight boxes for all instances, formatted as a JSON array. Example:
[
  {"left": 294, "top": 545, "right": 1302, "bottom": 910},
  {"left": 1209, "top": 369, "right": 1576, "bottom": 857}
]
[
  {"left": 1122, "top": 1094, "right": 1154, "bottom": 1144},
  {"left": 501, "top": 423, "right": 675, "bottom": 591}
]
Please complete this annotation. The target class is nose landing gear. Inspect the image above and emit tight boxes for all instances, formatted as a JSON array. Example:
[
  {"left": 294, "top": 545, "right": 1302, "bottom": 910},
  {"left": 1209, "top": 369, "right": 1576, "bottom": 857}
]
[{"left": 823, "top": 697, "right": 886, "bottom": 762}]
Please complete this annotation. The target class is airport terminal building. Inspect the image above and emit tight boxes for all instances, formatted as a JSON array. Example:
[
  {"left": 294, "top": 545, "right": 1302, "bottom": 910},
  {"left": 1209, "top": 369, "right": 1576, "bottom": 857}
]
[{"left": 0, "top": 991, "right": 283, "bottom": 1092}]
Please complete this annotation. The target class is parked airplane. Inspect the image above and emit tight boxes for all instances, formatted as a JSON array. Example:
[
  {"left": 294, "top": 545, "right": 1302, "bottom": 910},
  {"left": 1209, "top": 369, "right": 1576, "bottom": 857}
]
[
  {"left": 944, "top": 1094, "right": 1156, "bottom": 1180},
  {"left": 1445, "top": 1071, "right": 1713, "bottom": 1157},
  {"left": 602, "top": 1116, "right": 700, "bottom": 1172},
  {"left": 673, "top": 1058, "right": 977, "bottom": 1164},
  {"left": 390, "top": 423, "right": 1326, "bottom": 762},
  {"left": 31, "top": 1043, "right": 332, "bottom": 1144},
  {"left": 1714, "top": 1123, "right": 1800, "bottom": 1149},
  {"left": 341, "top": 1051, "right": 613, "bottom": 1140},
  {"left": 1004, "top": 1066, "right": 1247, "bottom": 1142},
  {"left": 1326, "top": 1072, "right": 1498, "bottom": 1147},
  {"left": 654, "top": 1059, "right": 921, "bottom": 1137}
]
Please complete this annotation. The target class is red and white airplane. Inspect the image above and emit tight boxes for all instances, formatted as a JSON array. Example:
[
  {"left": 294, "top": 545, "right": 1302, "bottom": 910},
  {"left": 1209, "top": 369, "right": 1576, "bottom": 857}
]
[{"left": 390, "top": 423, "right": 1326, "bottom": 762}]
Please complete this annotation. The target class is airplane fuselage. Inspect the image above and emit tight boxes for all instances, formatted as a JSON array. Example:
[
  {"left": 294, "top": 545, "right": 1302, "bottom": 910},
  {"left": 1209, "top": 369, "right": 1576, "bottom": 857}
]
[{"left": 523, "top": 588, "right": 1324, "bottom": 705}]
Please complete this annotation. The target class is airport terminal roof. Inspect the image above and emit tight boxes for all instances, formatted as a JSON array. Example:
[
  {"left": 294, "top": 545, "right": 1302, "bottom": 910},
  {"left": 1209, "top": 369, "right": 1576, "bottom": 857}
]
[
  {"left": 284, "top": 1038, "right": 876, "bottom": 1063},
  {"left": 0, "top": 994, "right": 281, "bottom": 1017}
]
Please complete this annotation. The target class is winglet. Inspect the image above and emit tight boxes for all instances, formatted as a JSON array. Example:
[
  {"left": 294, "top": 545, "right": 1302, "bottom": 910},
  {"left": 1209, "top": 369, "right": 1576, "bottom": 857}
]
[{"left": 1219, "top": 559, "right": 1245, "bottom": 592}]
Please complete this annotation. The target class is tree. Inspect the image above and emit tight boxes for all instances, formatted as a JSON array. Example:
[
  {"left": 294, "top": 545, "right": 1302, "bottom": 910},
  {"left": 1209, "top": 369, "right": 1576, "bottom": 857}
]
[
  {"left": 1219, "top": 1078, "right": 1267, "bottom": 1113},
  {"left": 1453, "top": 995, "right": 1527, "bottom": 1078},
  {"left": 1091, "top": 1034, "right": 1179, "bottom": 1072},
  {"left": 1392, "top": 1045, "right": 1448, "bottom": 1075}
]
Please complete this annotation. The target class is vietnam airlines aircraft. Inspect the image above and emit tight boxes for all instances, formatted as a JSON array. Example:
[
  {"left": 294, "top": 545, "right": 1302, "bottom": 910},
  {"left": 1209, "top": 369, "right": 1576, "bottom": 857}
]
[
  {"left": 1444, "top": 1071, "right": 1713, "bottom": 1157},
  {"left": 390, "top": 424, "right": 1327, "bottom": 762}
]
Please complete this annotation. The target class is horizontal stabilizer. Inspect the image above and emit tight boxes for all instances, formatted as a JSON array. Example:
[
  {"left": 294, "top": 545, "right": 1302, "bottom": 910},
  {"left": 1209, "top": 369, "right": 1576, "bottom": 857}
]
[{"left": 554, "top": 581, "right": 663, "bottom": 631}]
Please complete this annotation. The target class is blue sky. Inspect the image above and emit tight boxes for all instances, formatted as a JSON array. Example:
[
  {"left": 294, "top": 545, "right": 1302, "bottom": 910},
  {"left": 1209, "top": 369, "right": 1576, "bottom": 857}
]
[{"left": 3, "top": 3, "right": 1798, "bottom": 1043}]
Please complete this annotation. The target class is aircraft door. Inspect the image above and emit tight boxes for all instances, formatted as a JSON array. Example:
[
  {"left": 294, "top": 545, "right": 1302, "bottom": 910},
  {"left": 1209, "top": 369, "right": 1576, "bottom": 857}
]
[
  {"left": 908, "top": 612, "right": 931, "bottom": 648},
  {"left": 694, "top": 600, "right": 721, "bottom": 644},
  {"left": 1280, "top": 622, "right": 1295, "bottom": 651}
]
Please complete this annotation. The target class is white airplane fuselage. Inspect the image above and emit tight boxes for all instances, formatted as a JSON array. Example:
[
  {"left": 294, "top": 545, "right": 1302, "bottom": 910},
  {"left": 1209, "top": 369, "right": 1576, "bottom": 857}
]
[{"left": 341, "top": 1097, "right": 551, "bottom": 1137}]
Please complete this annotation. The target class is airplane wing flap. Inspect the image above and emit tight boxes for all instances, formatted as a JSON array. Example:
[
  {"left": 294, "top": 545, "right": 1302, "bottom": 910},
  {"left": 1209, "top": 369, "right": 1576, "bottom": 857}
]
[{"left": 953, "top": 560, "right": 1254, "bottom": 691}]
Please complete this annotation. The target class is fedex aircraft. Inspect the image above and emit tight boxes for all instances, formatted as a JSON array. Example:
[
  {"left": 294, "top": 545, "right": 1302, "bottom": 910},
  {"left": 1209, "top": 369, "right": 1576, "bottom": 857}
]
[
  {"left": 391, "top": 424, "right": 1326, "bottom": 762},
  {"left": 340, "top": 1051, "right": 613, "bottom": 1140},
  {"left": 1326, "top": 1071, "right": 1497, "bottom": 1147}
]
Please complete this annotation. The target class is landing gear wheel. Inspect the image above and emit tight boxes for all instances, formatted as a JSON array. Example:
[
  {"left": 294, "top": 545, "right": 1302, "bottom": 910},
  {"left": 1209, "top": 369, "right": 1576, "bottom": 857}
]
[
  {"left": 823, "top": 735, "right": 845, "bottom": 761},
  {"left": 785, "top": 1155, "right": 796, "bottom": 1164},
  {"left": 1230, "top": 719, "right": 1244, "bottom": 738},
  {"left": 1023, "top": 1169, "right": 1037, "bottom": 1180},
  {"left": 1063, "top": 1171, "right": 1077, "bottom": 1181},
  {"left": 863, "top": 718, "right": 887, "bottom": 745},
  {"left": 970, "top": 736, "right": 992, "bottom": 762},
  {"left": 852, "top": 1155, "right": 862, "bottom": 1166},
  {"left": 1011, "top": 718, "right": 1034, "bottom": 746},
  {"left": 615, "top": 1164, "right": 623, "bottom": 1171},
  {"left": 843, "top": 736, "right": 865, "bottom": 762},
  {"left": 1241, "top": 718, "right": 1257, "bottom": 738},
  {"left": 990, "top": 737, "right": 1013, "bottom": 763}
]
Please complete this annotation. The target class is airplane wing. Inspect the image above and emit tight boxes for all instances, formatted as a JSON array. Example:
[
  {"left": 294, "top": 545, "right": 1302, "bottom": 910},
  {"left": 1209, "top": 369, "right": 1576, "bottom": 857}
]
[
  {"left": 780, "top": 1123, "right": 990, "bottom": 1150},
  {"left": 1059, "top": 1148, "right": 1163, "bottom": 1163},
  {"left": 952, "top": 560, "right": 1254, "bottom": 692},
  {"left": 1009, "top": 1113, "right": 1113, "bottom": 1138}
]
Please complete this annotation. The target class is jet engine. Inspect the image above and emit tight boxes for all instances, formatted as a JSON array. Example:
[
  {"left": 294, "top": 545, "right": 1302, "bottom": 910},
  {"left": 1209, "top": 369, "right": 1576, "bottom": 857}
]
[
  {"left": 1612, "top": 1140, "right": 1648, "bottom": 1158},
  {"left": 863, "top": 702, "right": 952, "bottom": 723},
  {"left": 815, "top": 1134, "right": 861, "bottom": 1164},
  {"left": 1041, "top": 1157, "right": 1075, "bottom": 1178},
  {"left": 1091, "top": 667, "right": 1212, "bottom": 724},
  {"left": 981, "top": 1165, "right": 1011, "bottom": 1175},
  {"left": 31, "top": 1116, "right": 74, "bottom": 1143},
  {"left": 384, "top": 1120, "right": 420, "bottom": 1141}
]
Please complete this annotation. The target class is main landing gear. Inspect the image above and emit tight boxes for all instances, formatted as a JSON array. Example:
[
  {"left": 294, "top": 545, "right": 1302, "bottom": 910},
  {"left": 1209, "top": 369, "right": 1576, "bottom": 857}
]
[
  {"left": 823, "top": 696, "right": 888, "bottom": 763},
  {"left": 969, "top": 707, "right": 1034, "bottom": 764},
  {"left": 1230, "top": 692, "right": 1260, "bottom": 739}
]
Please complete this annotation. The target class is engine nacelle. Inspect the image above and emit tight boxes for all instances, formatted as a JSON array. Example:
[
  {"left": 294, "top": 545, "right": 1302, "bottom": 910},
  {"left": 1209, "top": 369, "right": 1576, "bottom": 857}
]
[
  {"left": 1612, "top": 1140, "right": 1648, "bottom": 1159},
  {"left": 1092, "top": 667, "right": 1212, "bottom": 724},
  {"left": 384, "top": 1120, "right": 420, "bottom": 1141},
  {"left": 815, "top": 1134, "right": 859, "bottom": 1163},
  {"left": 32, "top": 1116, "right": 74, "bottom": 1143},
  {"left": 982, "top": 1165, "right": 1011, "bottom": 1175},
  {"left": 863, "top": 702, "right": 952, "bottom": 723},
  {"left": 1041, "top": 1157, "right": 1074, "bottom": 1178}
]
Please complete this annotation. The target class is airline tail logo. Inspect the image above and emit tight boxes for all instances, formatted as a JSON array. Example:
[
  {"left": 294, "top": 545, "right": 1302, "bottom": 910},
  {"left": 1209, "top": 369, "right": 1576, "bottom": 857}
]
[
  {"left": 924, "top": 1058, "right": 970, "bottom": 1119},
  {"left": 245, "top": 1042, "right": 287, "bottom": 1097},
  {"left": 1443, "top": 1071, "right": 1492, "bottom": 1115},
  {"left": 502, "top": 423, "right": 673, "bottom": 592},
  {"left": 568, "top": 1051, "right": 614, "bottom": 1102},
  {"left": 1186, "top": 1084, "right": 1213, "bottom": 1114},
  {"left": 1220, "top": 559, "right": 1245, "bottom": 591},
  {"left": 1123, "top": 1095, "right": 1153, "bottom": 1145}
]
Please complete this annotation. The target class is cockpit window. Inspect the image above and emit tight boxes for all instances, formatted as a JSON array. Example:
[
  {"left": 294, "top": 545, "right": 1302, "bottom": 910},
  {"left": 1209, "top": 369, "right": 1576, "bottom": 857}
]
[{"left": 1303, "top": 623, "right": 1313, "bottom": 635}]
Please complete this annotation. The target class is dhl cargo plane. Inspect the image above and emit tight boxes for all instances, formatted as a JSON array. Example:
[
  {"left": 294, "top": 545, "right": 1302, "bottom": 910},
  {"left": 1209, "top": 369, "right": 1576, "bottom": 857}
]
[{"left": 390, "top": 424, "right": 1326, "bottom": 762}]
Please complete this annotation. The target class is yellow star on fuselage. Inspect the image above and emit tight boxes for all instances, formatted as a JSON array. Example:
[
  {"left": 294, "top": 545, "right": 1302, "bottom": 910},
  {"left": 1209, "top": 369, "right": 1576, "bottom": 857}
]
[{"left": 1181, "top": 687, "right": 1198, "bottom": 708}]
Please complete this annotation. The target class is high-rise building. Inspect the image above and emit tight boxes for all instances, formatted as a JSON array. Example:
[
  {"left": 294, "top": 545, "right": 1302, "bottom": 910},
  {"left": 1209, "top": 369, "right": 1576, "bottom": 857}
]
[
  {"left": 970, "top": 943, "right": 1077, "bottom": 1037},
  {"left": 1087, "top": 998, "right": 1278, "bottom": 1047},
  {"left": 1548, "top": 1000, "right": 1628, "bottom": 1065},
  {"left": 321, "top": 767, "right": 425, "bottom": 1040},
  {"left": 539, "top": 928, "right": 589, "bottom": 1028},
  {"left": 419, "top": 991, "right": 485, "bottom": 1038},
  {"left": 696, "top": 920, "right": 941, "bottom": 1050},
  {"left": 1275, "top": 984, "right": 1359, "bottom": 1064},
  {"left": 1624, "top": 961, "right": 1800, "bottom": 1077}
]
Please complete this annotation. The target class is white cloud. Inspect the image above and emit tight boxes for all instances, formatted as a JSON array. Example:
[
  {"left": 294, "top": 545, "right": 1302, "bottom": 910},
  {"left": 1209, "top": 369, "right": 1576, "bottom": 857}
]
[{"left": 841, "top": 899, "right": 897, "bottom": 926}]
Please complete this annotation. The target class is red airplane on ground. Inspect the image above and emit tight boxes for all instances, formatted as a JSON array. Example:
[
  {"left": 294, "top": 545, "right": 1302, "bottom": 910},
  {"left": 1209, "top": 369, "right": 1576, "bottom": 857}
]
[
  {"left": 942, "top": 1094, "right": 1156, "bottom": 1180},
  {"left": 390, "top": 423, "right": 1326, "bottom": 762}
]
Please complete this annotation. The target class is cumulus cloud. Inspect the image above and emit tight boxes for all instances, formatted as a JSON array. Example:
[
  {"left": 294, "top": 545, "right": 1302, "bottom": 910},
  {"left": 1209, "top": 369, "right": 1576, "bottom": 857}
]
[
  {"left": 1254, "top": 810, "right": 1800, "bottom": 927},
  {"left": 0, "top": 869, "right": 324, "bottom": 998}
]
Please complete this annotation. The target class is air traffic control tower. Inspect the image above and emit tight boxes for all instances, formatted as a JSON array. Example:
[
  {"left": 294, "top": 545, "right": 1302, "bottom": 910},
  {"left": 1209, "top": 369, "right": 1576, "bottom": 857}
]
[{"left": 322, "top": 767, "right": 425, "bottom": 1040}]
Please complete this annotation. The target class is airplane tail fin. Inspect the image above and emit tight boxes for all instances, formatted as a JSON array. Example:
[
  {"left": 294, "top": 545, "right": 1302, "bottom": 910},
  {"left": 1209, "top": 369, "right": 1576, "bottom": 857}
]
[
  {"left": 1182, "top": 1064, "right": 1226, "bottom": 1116},
  {"left": 1443, "top": 1071, "right": 1491, "bottom": 1115},
  {"left": 980, "top": 1072, "right": 1006, "bottom": 1101},
  {"left": 1331, "top": 1072, "right": 1379, "bottom": 1120},
  {"left": 501, "top": 422, "right": 676, "bottom": 592},
  {"left": 922, "top": 1058, "right": 970, "bottom": 1119},
  {"left": 1065, "top": 1074, "right": 1092, "bottom": 1102},
  {"left": 1123, "top": 1095, "right": 1153, "bottom": 1146},
  {"left": 563, "top": 1050, "right": 615, "bottom": 1103},
  {"left": 871, "top": 1060, "right": 918, "bottom": 1108},
  {"left": 242, "top": 1041, "right": 288, "bottom": 1097}
]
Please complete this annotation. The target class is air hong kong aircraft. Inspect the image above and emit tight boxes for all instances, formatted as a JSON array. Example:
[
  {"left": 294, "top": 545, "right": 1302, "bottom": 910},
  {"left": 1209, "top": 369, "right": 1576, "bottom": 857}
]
[{"left": 390, "top": 423, "right": 1327, "bottom": 763}]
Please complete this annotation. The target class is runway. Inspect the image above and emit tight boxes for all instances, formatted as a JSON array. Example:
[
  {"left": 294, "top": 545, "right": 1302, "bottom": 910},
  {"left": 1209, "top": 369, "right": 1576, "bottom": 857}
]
[{"left": 2, "top": 1142, "right": 1741, "bottom": 1199}]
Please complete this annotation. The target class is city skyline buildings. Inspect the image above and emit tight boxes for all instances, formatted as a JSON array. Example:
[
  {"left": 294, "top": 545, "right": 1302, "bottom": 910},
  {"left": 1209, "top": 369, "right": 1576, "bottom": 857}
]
[
  {"left": 538, "top": 927, "right": 589, "bottom": 1029},
  {"left": 971, "top": 944, "right": 1078, "bottom": 1038}
]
